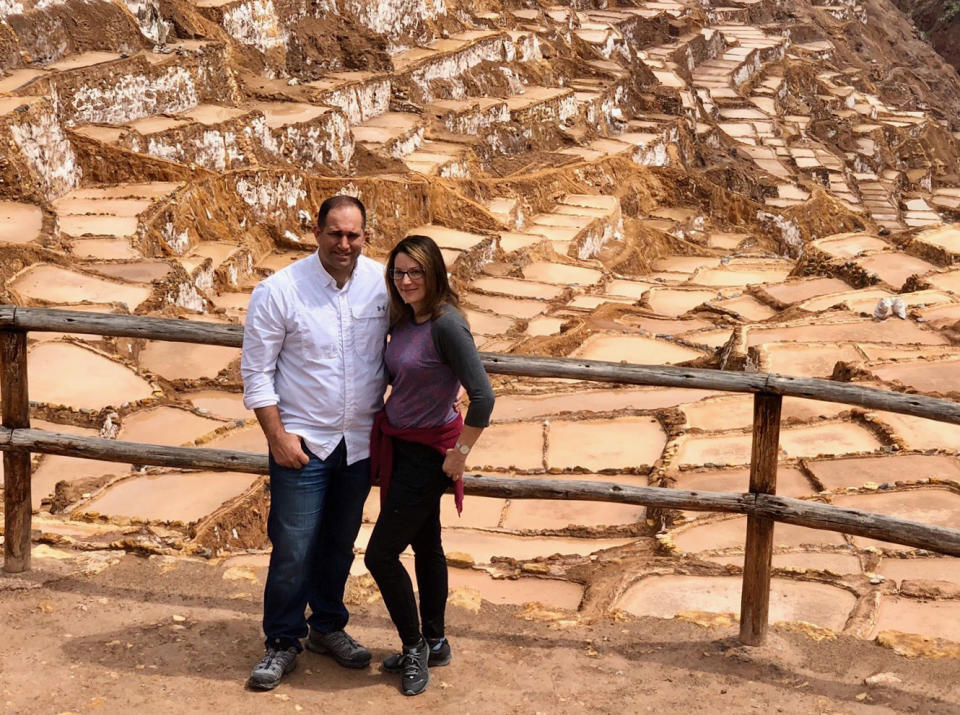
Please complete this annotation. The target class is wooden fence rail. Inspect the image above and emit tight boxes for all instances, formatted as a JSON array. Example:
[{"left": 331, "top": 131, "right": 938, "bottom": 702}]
[
  {"left": 4, "top": 305, "right": 960, "bottom": 647},
  {"left": 3, "top": 425, "right": 960, "bottom": 558},
  {"left": 5, "top": 305, "right": 960, "bottom": 424}
]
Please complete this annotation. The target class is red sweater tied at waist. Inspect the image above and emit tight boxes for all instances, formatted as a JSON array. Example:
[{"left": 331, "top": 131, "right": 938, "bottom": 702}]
[{"left": 370, "top": 409, "right": 465, "bottom": 515}]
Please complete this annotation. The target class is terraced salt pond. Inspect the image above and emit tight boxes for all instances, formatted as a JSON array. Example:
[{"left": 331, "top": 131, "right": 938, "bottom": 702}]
[
  {"left": 27, "top": 342, "right": 154, "bottom": 410},
  {"left": 10, "top": 264, "right": 153, "bottom": 308},
  {"left": 0, "top": 201, "right": 43, "bottom": 244},
  {"left": 619, "top": 576, "right": 857, "bottom": 632},
  {"left": 11, "top": 182, "right": 960, "bottom": 645},
  {"left": 84, "top": 471, "right": 260, "bottom": 523}
]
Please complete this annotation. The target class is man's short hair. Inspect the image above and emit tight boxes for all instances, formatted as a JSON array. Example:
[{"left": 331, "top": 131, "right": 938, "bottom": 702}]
[{"left": 317, "top": 195, "right": 367, "bottom": 230}]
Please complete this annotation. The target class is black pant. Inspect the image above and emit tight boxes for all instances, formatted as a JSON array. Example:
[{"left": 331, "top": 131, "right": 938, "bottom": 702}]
[{"left": 364, "top": 440, "right": 448, "bottom": 647}]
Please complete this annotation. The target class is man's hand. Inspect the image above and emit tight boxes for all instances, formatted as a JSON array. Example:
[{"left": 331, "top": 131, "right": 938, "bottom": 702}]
[
  {"left": 442, "top": 449, "right": 467, "bottom": 482},
  {"left": 254, "top": 405, "right": 310, "bottom": 469},
  {"left": 270, "top": 430, "right": 310, "bottom": 469}
]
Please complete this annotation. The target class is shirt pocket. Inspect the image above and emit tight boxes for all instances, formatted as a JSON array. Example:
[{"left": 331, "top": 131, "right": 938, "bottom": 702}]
[
  {"left": 351, "top": 301, "right": 389, "bottom": 358},
  {"left": 294, "top": 304, "right": 338, "bottom": 361}
]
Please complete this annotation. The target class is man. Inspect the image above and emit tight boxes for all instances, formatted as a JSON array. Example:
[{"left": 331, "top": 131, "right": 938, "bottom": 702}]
[{"left": 241, "top": 195, "right": 389, "bottom": 690}]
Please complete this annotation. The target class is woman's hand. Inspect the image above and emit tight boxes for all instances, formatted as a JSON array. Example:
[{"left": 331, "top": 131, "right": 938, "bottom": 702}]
[{"left": 442, "top": 448, "right": 467, "bottom": 481}]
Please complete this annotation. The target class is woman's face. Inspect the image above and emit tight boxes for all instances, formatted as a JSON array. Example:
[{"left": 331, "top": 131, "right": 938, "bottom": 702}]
[{"left": 392, "top": 251, "right": 427, "bottom": 314}]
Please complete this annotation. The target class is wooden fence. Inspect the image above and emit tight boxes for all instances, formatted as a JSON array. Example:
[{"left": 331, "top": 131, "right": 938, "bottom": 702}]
[{"left": 4, "top": 304, "right": 960, "bottom": 646}]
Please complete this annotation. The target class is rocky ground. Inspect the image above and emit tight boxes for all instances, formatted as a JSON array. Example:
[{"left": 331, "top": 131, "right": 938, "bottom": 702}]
[{"left": 3, "top": 548, "right": 960, "bottom": 715}]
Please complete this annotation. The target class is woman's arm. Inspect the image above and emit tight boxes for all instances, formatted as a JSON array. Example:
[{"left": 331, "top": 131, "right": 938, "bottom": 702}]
[{"left": 433, "top": 308, "right": 495, "bottom": 480}]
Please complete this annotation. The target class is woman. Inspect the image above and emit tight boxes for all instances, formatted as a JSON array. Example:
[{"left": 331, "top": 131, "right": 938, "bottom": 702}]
[{"left": 365, "top": 234, "right": 495, "bottom": 697}]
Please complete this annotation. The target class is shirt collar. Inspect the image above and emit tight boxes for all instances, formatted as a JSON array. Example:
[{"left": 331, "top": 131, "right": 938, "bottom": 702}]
[{"left": 314, "top": 251, "right": 358, "bottom": 290}]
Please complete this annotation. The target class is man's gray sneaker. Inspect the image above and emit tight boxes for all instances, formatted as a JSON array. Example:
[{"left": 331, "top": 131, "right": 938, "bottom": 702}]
[
  {"left": 247, "top": 646, "right": 298, "bottom": 690},
  {"left": 383, "top": 637, "right": 450, "bottom": 673},
  {"left": 305, "top": 629, "right": 371, "bottom": 668}
]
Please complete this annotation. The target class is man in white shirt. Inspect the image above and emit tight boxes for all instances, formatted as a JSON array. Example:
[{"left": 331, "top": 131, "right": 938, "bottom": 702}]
[{"left": 242, "top": 195, "right": 389, "bottom": 690}]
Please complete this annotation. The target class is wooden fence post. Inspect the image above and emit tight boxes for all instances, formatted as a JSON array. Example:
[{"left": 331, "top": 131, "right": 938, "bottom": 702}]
[
  {"left": 739, "top": 391, "right": 782, "bottom": 645},
  {"left": 1, "top": 329, "right": 31, "bottom": 573}
]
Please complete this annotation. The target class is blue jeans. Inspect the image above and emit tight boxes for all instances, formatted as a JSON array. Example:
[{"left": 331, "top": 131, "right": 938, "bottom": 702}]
[{"left": 263, "top": 438, "right": 371, "bottom": 650}]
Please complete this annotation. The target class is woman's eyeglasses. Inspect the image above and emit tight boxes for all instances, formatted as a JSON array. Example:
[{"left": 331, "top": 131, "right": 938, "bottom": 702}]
[{"left": 391, "top": 268, "right": 425, "bottom": 281}]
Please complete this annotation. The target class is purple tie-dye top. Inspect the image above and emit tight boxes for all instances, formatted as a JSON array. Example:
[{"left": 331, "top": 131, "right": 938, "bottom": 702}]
[{"left": 384, "top": 318, "right": 460, "bottom": 430}]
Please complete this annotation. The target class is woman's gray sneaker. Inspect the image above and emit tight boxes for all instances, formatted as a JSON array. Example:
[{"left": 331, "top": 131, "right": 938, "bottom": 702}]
[
  {"left": 305, "top": 628, "right": 371, "bottom": 668},
  {"left": 383, "top": 637, "right": 451, "bottom": 673},
  {"left": 247, "top": 646, "right": 298, "bottom": 690},
  {"left": 400, "top": 639, "right": 430, "bottom": 696}
]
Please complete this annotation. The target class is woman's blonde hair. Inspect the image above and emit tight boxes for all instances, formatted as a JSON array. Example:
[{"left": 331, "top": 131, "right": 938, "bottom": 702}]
[{"left": 385, "top": 235, "right": 461, "bottom": 325}]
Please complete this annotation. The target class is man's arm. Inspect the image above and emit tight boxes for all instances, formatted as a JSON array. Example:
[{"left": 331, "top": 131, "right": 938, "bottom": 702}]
[
  {"left": 242, "top": 284, "right": 309, "bottom": 469},
  {"left": 254, "top": 405, "right": 309, "bottom": 468}
]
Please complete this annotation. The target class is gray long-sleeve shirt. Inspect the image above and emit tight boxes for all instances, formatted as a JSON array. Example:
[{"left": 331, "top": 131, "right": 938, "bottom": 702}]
[{"left": 383, "top": 304, "right": 494, "bottom": 430}]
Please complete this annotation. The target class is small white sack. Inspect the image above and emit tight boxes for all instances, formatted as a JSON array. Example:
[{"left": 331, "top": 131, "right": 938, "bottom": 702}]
[
  {"left": 873, "top": 297, "right": 891, "bottom": 321},
  {"left": 891, "top": 297, "right": 907, "bottom": 319}
]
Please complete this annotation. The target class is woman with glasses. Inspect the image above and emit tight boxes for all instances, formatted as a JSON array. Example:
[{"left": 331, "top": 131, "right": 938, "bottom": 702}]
[{"left": 365, "top": 234, "right": 494, "bottom": 696}]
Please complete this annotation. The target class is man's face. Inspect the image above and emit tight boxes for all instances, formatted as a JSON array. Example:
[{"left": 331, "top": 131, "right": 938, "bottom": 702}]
[{"left": 315, "top": 205, "right": 366, "bottom": 282}]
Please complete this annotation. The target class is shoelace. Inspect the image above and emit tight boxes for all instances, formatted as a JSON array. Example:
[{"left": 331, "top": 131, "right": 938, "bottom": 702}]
[
  {"left": 326, "top": 631, "right": 359, "bottom": 651},
  {"left": 258, "top": 647, "right": 294, "bottom": 671},
  {"left": 257, "top": 650, "right": 281, "bottom": 670},
  {"left": 401, "top": 646, "right": 426, "bottom": 678}
]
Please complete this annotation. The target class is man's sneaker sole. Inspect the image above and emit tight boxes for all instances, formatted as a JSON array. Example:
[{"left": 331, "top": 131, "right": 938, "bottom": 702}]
[
  {"left": 246, "top": 660, "right": 297, "bottom": 691},
  {"left": 305, "top": 638, "right": 371, "bottom": 669}
]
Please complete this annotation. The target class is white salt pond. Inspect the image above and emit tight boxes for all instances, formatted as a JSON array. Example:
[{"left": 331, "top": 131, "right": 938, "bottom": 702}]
[
  {"left": 571, "top": 334, "right": 705, "bottom": 364},
  {"left": 463, "top": 309, "right": 514, "bottom": 335},
  {"left": 877, "top": 556, "right": 960, "bottom": 585},
  {"left": 29, "top": 421, "right": 126, "bottom": 508},
  {"left": 873, "top": 597, "right": 960, "bottom": 642},
  {"left": 522, "top": 262, "right": 602, "bottom": 285},
  {"left": 672, "top": 517, "right": 848, "bottom": 552},
  {"left": 645, "top": 288, "right": 718, "bottom": 317},
  {"left": 832, "top": 489, "right": 960, "bottom": 551},
  {"left": 10, "top": 264, "right": 152, "bottom": 309},
  {"left": 756, "top": 277, "right": 851, "bottom": 306},
  {"left": 464, "top": 293, "right": 546, "bottom": 320},
  {"left": 868, "top": 357, "right": 960, "bottom": 395},
  {"left": 87, "top": 261, "right": 171, "bottom": 283},
  {"left": 492, "top": 388, "right": 722, "bottom": 421},
  {"left": 468, "top": 422, "right": 544, "bottom": 471},
  {"left": 120, "top": 406, "right": 224, "bottom": 446},
  {"left": 707, "top": 552, "right": 863, "bottom": 575},
  {"left": 472, "top": 276, "right": 566, "bottom": 300},
  {"left": 674, "top": 422, "right": 882, "bottom": 466},
  {"left": 69, "top": 238, "right": 141, "bottom": 260},
  {"left": 187, "top": 390, "right": 251, "bottom": 420},
  {"left": 618, "top": 575, "right": 856, "bottom": 631},
  {"left": 27, "top": 342, "right": 153, "bottom": 410},
  {"left": 756, "top": 342, "right": 863, "bottom": 378},
  {"left": 202, "top": 425, "right": 266, "bottom": 452},
  {"left": 746, "top": 320, "right": 949, "bottom": 347},
  {"left": 681, "top": 395, "right": 848, "bottom": 431},
  {"left": 84, "top": 472, "right": 259, "bottom": 523},
  {"left": 547, "top": 416, "right": 666, "bottom": 470},
  {"left": 671, "top": 466, "right": 815, "bottom": 500},
  {"left": 58, "top": 215, "right": 140, "bottom": 238},
  {"left": 138, "top": 341, "right": 240, "bottom": 381},
  {"left": 805, "top": 454, "right": 960, "bottom": 490},
  {"left": 869, "top": 411, "right": 960, "bottom": 451},
  {"left": 0, "top": 201, "right": 43, "bottom": 244}
]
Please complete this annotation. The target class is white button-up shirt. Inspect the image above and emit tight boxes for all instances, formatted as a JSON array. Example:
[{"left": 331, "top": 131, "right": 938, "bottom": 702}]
[{"left": 241, "top": 252, "right": 389, "bottom": 464}]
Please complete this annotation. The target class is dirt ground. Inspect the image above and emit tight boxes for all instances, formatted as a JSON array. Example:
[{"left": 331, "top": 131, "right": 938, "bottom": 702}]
[{"left": 1, "top": 551, "right": 958, "bottom": 715}]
